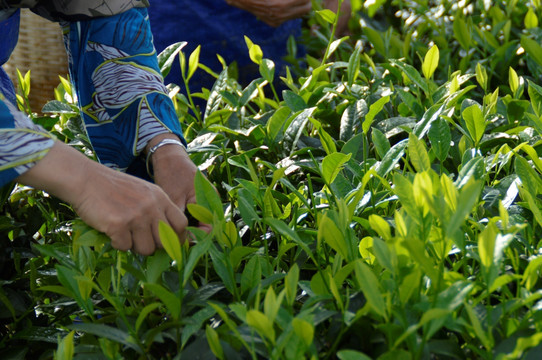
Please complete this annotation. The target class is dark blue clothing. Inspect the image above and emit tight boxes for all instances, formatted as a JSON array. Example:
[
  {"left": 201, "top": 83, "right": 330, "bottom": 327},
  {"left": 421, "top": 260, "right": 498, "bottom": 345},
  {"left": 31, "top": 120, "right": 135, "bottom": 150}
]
[
  {"left": 148, "top": 0, "right": 303, "bottom": 91},
  {"left": 0, "top": 9, "right": 19, "bottom": 105}
]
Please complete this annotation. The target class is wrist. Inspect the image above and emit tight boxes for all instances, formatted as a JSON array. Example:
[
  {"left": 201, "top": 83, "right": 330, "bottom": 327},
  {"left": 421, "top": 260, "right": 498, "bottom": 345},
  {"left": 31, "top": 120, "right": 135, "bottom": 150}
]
[{"left": 145, "top": 134, "right": 189, "bottom": 178}]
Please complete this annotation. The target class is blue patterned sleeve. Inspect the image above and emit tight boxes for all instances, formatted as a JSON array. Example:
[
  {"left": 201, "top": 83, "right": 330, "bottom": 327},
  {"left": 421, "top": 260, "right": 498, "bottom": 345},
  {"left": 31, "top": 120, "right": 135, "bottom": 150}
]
[
  {"left": 0, "top": 98, "right": 55, "bottom": 188},
  {"left": 62, "top": 7, "right": 185, "bottom": 172},
  {"left": 0, "top": 9, "right": 55, "bottom": 188}
]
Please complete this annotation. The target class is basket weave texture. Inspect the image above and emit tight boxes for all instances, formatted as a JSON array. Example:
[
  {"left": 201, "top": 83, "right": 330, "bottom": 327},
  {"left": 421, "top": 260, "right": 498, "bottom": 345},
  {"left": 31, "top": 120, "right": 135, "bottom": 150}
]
[{"left": 4, "top": 9, "right": 69, "bottom": 112}]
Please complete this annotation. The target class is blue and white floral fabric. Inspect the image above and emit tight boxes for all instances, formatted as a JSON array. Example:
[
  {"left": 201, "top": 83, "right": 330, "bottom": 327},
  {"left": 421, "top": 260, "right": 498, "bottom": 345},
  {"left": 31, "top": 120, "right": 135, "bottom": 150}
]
[
  {"left": 0, "top": 8, "right": 55, "bottom": 187},
  {"left": 0, "top": 4, "right": 184, "bottom": 187},
  {"left": 62, "top": 8, "right": 183, "bottom": 171}
]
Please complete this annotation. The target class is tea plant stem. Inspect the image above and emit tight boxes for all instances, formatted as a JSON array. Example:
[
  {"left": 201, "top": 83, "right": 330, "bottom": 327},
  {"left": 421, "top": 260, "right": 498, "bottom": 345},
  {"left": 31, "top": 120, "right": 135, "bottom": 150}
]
[
  {"left": 320, "top": 0, "right": 343, "bottom": 67},
  {"left": 183, "top": 78, "right": 202, "bottom": 123}
]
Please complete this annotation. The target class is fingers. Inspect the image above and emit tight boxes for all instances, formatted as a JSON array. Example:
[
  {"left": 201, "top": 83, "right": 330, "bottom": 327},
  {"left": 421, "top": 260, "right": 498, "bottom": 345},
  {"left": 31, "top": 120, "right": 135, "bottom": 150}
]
[{"left": 132, "top": 226, "right": 157, "bottom": 256}]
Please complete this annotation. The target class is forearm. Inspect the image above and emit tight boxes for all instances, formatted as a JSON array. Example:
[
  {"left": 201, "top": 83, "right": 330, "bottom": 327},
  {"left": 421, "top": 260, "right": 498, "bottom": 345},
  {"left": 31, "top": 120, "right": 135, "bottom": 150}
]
[{"left": 15, "top": 141, "right": 93, "bottom": 206}]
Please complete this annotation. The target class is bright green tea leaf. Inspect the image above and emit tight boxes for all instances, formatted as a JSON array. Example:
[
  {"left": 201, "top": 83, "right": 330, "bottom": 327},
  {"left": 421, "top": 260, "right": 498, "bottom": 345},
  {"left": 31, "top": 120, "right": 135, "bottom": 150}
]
[
  {"left": 245, "top": 36, "right": 263, "bottom": 64},
  {"left": 316, "top": 9, "right": 336, "bottom": 23},
  {"left": 206, "top": 325, "right": 225, "bottom": 360},
  {"left": 408, "top": 133, "right": 430, "bottom": 172},
  {"left": 422, "top": 45, "right": 439, "bottom": 79},
  {"left": 246, "top": 310, "right": 275, "bottom": 343},
  {"left": 187, "top": 45, "right": 201, "bottom": 81},
  {"left": 158, "top": 221, "right": 183, "bottom": 268},
  {"left": 525, "top": 8, "right": 539, "bottom": 29},
  {"left": 194, "top": 170, "right": 223, "bottom": 219},
  {"left": 55, "top": 331, "right": 75, "bottom": 360},
  {"left": 363, "top": 96, "right": 390, "bottom": 134},
  {"left": 463, "top": 104, "right": 486, "bottom": 145},
  {"left": 293, "top": 318, "right": 314, "bottom": 347},
  {"left": 509, "top": 67, "right": 519, "bottom": 95},
  {"left": 475, "top": 63, "right": 488, "bottom": 92},
  {"left": 321, "top": 152, "right": 352, "bottom": 185}
]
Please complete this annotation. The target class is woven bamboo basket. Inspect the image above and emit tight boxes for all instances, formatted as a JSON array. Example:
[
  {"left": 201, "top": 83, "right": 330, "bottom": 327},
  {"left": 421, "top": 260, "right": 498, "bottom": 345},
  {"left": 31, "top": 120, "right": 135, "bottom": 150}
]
[{"left": 4, "top": 9, "right": 69, "bottom": 112}]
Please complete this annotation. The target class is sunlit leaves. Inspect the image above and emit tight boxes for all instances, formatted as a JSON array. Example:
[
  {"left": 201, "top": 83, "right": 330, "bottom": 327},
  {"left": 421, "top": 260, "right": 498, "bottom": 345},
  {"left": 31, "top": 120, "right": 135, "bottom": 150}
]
[{"left": 422, "top": 45, "right": 439, "bottom": 80}]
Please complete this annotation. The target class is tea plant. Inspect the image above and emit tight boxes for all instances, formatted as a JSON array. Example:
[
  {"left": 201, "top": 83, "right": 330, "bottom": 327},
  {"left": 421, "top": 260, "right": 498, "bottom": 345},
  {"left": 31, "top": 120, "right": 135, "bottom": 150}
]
[{"left": 1, "top": 0, "right": 542, "bottom": 359}]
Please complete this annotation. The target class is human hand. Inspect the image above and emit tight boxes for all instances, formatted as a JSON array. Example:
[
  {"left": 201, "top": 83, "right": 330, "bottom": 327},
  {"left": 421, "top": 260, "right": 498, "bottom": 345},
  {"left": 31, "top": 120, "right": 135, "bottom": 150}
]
[
  {"left": 17, "top": 142, "right": 187, "bottom": 255},
  {"left": 146, "top": 134, "right": 214, "bottom": 238},
  {"left": 226, "top": 0, "right": 312, "bottom": 27}
]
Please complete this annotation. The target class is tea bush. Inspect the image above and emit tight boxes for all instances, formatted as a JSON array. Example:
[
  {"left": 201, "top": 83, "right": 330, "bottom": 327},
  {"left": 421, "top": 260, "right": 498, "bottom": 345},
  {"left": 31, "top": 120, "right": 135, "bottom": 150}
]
[{"left": 2, "top": 0, "right": 542, "bottom": 359}]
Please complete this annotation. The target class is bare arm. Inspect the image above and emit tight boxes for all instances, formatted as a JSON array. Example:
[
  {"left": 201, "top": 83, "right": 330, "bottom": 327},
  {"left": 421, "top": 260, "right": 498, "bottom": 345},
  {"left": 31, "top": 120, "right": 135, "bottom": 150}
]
[{"left": 17, "top": 141, "right": 187, "bottom": 255}]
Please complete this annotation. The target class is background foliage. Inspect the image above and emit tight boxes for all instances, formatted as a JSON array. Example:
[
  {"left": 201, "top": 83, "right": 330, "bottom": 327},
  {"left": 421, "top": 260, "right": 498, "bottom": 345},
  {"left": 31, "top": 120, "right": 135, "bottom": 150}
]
[{"left": 2, "top": 0, "right": 542, "bottom": 359}]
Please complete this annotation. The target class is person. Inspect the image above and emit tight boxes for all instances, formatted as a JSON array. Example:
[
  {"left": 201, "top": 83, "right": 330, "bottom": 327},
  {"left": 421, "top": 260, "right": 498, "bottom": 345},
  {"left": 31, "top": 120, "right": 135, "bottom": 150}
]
[
  {"left": 148, "top": 0, "right": 351, "bottom": 91},
  {"left": 0, "top": 1, "right": 207, "bottom": 255}
]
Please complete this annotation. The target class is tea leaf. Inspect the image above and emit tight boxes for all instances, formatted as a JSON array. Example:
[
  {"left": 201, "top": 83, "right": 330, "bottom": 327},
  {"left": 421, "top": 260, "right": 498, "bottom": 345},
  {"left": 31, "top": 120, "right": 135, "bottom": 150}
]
[
  {"left": 428, "top": 117, "right": 451, "bottom": 162},
  {"left": 241, "top": 256, "right": 261, "bottom": 295},
  {"left": 527, "top": 80, "right": 542, "bottom": 118},
  {"left": 525, "top": 8, "right": 539, "bottom": 29},
  {"left": 422, "top": 45, "right": 439, "bottom": 79},
  {"left": 319, "top": 214, "right": 349, "bottom": 260},
  {"left": 354, "top": 260, "right": 387, "bottom": 319},
  {"left": 259, "top": 58, "right": 275, "bottom": 83},
  {"left": 244, "top": 36, "right": 263, "bottom": 64},
  {"left": 246, "top": 310, "right": 275, "bottom": 343},
  {"left": 358, "top": 236, "right": 375, "bottom": 264},
  {"left": 183, "top": 235, "right": 213, "bottom": 286},
  {"left": 340, "top": 99, "right": 368, "bottom": 141},
  {"left": 521, "top": 36, "right": 542, "bottom": 68},
  {"left": 267, "top": 106, "right": 290, "bottom": 142},
  {"left": 408, "top": 133, "right": 430, "bottom": 172},
  {"left": 292, "top": 318, "right": 314, "bottom": 347},
  {"left": 369, "top": 215, "right": 392, "bottom": 241},
  {"left": 316, "top": 9, "right": 336, "bottom": 23},
  {"left": 390, "top": 59, "right": 428, "bottom": 93},
  {"left": 446, "top": 179, "right": 483, "bottom": 249},
  {"left": 363, "top": 96, "right": 390, "bottom": 134},
  {"left": 321, "top": 152, "right": 351, "bottom": 185},
  {"left": 283, "top": 90, "right": 307, "bottom": 112},
  {"left": 463, "top": 104, "right": 486, "bottom": 145},
  {"left": 69, "top": 323, "right": 137, "bottom": 349},
  {"left": 372, "top": 128, "right": 391, "bottom": 159},
  {"left": 194, "top": 170, "right": 223, "bottom": 219},
  {"left": 158, "top": 221, "right": 183, "bottom": 268},
  {"left": 453, "top": 16, "right": 471, "bottom": 50},
  {"left": 283, "top": 107, "right": 316, "bottom": 155},
  {"left": 475, "top": 63, "right": 488, "bottom": 92},
  {"left": 509, "top": 67, "right": 519, "bottom": 96},
  {"left": 187, "top": 45, "right": 201, "bottom": 81},
  {"left": 347, "top": 42, "right": 362, "bottom": 85},
  {"left": 144, "top": 283, "right": 181, "bottom": 320},
  {"left": 135, "top": 303, "right": 161, "bottom": 332},
  {"left": 206, "top": 325, "right": 225, "bottom": 360},
  {"left": 157, "top": 42, "right": 186, "bottom": 78},
  {"left": 376, "top": 139, "right": 407, "bottom": 177},
  {"left": 55, "top": 331, "right": 75, "bottom": 360},
  {"left": 285, "top": 263, "right": 299, "bottom": 306},
  {"left": 337, "top": 350, "right": 372, "bottom": 360}
]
